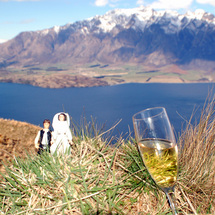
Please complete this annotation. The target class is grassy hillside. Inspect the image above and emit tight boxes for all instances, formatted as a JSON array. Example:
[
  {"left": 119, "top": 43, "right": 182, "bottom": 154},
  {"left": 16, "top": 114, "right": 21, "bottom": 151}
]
[
  {"left": 0, "top": 102, "right": 214, "bottom": 214},
  {"left": 0, "top": 63, "right": 211, "bottom": 88},
  {"left": 0, "top": 118, "right": 41, "bottom": 173}
]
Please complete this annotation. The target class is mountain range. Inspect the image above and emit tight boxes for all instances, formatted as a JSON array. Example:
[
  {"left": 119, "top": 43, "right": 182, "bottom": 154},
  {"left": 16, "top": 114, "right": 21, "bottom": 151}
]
[{"left": 0, "top": 6, "right": 215, "bottom": 87}]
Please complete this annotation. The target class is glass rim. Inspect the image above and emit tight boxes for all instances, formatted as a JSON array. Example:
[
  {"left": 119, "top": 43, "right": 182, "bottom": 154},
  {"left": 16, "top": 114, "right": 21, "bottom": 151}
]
[{"left": 132, "top": 107, "right": 166, "bottom": 121}]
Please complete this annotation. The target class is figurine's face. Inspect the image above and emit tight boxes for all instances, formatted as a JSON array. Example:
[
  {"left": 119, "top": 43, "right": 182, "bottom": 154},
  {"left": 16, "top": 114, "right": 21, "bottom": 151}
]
[
  {"left": 59, "top": 114, "right": 65, "bottom": 121},
  {"left": 44, "top": 122, "right": 50, "bottom": 129}
]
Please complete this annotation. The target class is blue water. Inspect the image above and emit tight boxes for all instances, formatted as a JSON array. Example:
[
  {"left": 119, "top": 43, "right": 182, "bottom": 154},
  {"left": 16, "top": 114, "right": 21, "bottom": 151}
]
[{"left": 0, "top": 82, "right": 214, "bottom": 139}]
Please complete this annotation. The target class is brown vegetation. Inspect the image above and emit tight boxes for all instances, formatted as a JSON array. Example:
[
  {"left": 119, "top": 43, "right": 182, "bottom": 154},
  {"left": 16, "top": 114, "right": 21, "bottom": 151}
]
[
  {"left": 178, "top": 100, "right": 215, "bottom": 213},
  {"left": 0, "top": 118, "right": 40, "bottom": 172},
  {"left": 0, "top": 99, "right": 214, "bottom": 214},
  {"left": 0, "top": 73, "right": 108, "bottom": 88}
]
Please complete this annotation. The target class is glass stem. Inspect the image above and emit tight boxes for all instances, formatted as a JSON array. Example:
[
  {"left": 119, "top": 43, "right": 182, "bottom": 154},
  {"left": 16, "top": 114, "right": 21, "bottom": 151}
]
[{"left": 163, "top": 188, "right": 178, "bottom": 215}]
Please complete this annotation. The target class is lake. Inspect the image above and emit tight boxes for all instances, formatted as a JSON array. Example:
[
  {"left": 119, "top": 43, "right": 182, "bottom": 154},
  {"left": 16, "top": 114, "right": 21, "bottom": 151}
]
[{"left": 0, "top": 82, "right": 214, "bottom": 139}]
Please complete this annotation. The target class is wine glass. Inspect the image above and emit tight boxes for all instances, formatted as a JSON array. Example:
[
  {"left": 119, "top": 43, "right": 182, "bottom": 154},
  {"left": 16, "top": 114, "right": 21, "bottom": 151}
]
[{"left": 132, "top": 107, "right": 178, "bottom": 214}]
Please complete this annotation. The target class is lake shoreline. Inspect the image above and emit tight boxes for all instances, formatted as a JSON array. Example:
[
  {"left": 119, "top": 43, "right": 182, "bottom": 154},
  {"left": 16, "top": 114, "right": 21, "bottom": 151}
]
[{"left": 0, "top": 75, "right": 213, "bottom": 89}]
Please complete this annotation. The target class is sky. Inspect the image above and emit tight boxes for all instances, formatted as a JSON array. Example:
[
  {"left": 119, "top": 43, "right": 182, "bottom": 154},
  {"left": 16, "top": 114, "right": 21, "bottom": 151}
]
[{"left": 0, "top": 0, "right": 215, "bottom": 43}]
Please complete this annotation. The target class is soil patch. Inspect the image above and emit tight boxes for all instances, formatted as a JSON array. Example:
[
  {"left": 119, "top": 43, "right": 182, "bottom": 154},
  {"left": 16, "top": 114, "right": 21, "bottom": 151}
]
[{"left": 0, "top": 118, "right": 41, "bottom": 173}]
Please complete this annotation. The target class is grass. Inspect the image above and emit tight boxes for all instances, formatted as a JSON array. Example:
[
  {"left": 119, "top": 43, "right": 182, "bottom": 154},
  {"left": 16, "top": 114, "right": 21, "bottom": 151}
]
[
  {"left": 2, "top": 62, "right": 210, "bottom": 89},
  {"left": 178, "top": 97, "right": 215, "bottom": 214},
  {"left": 0, "top": 102, "right": 215, "bottom": 214}
]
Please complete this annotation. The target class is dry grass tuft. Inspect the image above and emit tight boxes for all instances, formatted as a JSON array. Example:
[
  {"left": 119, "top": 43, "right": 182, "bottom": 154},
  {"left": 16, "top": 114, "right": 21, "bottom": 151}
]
[
  {"left": 0, "top": 102, "right": 215, "bottom": 214},
  {"left": 178, "top": 98, "right": 215, "bottom": 214}
]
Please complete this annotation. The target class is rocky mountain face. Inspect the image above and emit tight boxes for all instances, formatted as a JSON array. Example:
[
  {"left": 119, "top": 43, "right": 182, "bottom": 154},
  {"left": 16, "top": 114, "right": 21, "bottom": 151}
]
[{"left": 0, "top": 6, "right": 215, "bottom": 70}]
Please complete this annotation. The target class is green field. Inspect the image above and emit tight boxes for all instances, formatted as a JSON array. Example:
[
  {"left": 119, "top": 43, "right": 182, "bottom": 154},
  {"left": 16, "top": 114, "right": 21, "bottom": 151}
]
[{"left": 0, "top": 62, "right": 212, "bottom": 88}]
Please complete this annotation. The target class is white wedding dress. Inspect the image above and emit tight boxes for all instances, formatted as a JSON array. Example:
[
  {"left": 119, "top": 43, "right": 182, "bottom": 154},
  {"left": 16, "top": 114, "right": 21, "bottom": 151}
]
[{"left": 50, "top": 112, "right": 72, "bottom": 155}]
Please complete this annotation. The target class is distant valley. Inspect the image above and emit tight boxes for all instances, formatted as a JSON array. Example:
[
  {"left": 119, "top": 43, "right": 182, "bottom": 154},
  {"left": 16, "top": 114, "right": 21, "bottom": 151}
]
[{"left": 0, "top": 6, "right": 215, "bottom": 88}]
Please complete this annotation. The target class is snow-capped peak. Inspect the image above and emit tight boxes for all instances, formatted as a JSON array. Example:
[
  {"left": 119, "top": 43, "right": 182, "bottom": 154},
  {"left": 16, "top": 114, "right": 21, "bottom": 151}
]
[
  {"left": 185, "top": 9, "right": 205, "bottom": 20},
  {"left": 89, "top": 6, "right": 215, "bottom": 34},
  {"left": 36, "top": 6, "right": 215, "bottom": 37},
  {"left": 53, "top": 25, "right": 61, "bottom": 34},
  {"left": 89, "top": 6, "right": 159, "bottom": 32},
  {"left": 37, "top": 25, "right": 61, "bottom": 36}
]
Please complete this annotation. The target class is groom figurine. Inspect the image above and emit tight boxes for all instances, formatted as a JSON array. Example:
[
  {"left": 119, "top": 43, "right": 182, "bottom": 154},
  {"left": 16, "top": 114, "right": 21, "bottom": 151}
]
[{"left": 34, "top": 119, "right": 52, "bottom": 155}]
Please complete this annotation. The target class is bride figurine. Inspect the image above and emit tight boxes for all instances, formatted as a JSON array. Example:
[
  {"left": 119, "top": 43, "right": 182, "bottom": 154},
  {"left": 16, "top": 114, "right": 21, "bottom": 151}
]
[{"left": 50, "top": 112, "right": 72, "bottom": 155}]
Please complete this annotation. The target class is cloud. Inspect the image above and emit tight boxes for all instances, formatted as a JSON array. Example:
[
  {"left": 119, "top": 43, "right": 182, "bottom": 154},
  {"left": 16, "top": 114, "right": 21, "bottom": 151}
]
[
  {"left": 0, "top": 19, "right": 35, "bottom": 25},
  {"left": 136, "top": 0, "right": 145, "bottom": 5},
  {"left": 145, "top": 0, "right": 194, "bottom": 10},
  {"left": 196, "top": 0, "right": 215, "bottom": 7},
  {"left": 94, "top": 0, "right": 120, "bottom": 7},
  {"left": 94, "top": 0, "right": 109, "bottom": 6},
  {"left": 0, "top": 21, "right": 13, "bottom": 24},
  {"left": 20, "top": 19, "right": 35, "bottom": 24}
]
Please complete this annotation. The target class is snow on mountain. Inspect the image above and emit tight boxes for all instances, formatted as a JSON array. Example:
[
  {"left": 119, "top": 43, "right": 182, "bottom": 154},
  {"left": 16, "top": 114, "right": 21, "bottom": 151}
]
[
  {"left": 53, "top": 25, "right": 61, "bottom": 34},
  {"left": 37, "top": 25, "right": 61, "bottom": 36},
  {"left": 0, "top": 39, "right": 7, "bottom": 44},
  {"left": 34, "top": 6, "right": 215, "bottom": 37},
  {"left": 85, "top": 6, "right": 215, "bottom": 34}
]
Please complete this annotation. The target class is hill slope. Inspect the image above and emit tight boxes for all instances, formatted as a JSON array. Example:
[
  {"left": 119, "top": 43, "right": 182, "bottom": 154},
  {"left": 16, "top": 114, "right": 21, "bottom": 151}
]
[
  {"left": 0, "top": 118, "right": 40, "bottom": 172},
  {"left": 0, "top": 109, "right": 214, "bottom": 214}
]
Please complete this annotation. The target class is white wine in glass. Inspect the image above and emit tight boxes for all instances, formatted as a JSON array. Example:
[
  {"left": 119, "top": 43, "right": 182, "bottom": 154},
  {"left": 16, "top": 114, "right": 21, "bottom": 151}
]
[{"left": 133, "top": 107, "right": 178, "bottom": 214}]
